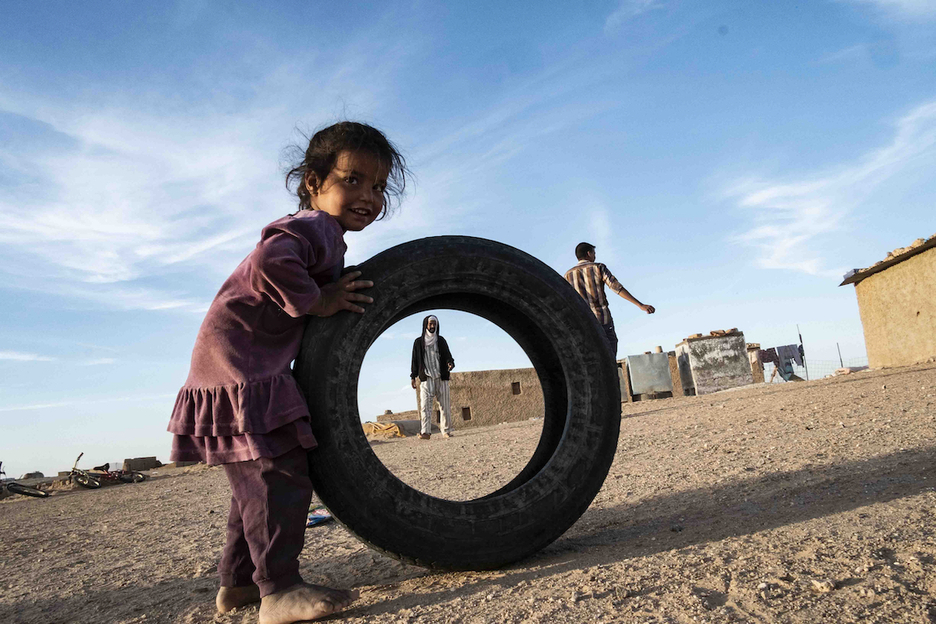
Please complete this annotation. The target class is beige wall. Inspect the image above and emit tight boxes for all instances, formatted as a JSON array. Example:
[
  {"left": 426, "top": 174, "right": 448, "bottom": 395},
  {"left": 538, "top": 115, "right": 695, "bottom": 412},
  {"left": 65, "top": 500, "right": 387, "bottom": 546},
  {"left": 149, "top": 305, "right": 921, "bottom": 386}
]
[
  {"left": 371, "top": 367, "right": 544, "bottom": 429},
  {"left": 447, "top": 367, "right": 544, "bottom": 429},
  {"left": 855, "top": 247, "right": 936, "bottom": 368}
]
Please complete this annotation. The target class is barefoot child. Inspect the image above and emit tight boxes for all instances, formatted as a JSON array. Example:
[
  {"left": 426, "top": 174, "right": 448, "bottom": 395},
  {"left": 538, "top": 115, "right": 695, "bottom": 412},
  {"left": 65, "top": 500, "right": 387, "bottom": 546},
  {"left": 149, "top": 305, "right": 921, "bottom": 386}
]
[{"left": 168, "top": 122, "right": 407, "bottom": 623}]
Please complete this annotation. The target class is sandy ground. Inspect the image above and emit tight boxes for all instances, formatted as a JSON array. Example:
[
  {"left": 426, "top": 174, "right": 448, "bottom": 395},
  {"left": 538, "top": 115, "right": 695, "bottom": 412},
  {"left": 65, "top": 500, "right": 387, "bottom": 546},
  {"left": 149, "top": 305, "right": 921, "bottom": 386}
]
[{"left": 2, "top": 362, "right": 936, "bottom": 624}]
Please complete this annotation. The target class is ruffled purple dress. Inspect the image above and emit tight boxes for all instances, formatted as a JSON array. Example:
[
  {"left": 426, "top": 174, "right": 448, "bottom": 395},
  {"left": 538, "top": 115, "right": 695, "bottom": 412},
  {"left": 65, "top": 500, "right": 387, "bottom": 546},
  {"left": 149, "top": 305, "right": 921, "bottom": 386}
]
[{"left": 168, "top": 210, "right": 346, "bottom": 465}]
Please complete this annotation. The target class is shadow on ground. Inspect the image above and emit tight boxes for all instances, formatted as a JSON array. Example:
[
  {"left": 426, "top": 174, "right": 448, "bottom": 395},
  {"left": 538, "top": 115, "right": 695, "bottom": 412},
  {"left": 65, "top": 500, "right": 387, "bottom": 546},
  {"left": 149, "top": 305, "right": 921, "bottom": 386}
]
[{"left": 356, "top": 444, "right": 936, "bottom": 616}]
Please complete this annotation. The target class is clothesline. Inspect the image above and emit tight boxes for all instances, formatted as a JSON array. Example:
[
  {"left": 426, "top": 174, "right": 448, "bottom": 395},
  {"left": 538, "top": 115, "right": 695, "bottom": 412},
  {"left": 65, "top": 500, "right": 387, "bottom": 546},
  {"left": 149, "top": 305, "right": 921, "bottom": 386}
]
[{"left": 758, "top": 344, "right": 805, "bottom": 382}]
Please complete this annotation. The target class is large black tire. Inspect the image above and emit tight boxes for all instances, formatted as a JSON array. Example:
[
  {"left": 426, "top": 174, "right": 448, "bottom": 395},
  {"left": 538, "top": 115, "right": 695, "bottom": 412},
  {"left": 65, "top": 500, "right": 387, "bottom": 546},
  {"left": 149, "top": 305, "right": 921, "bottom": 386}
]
[
  {"left": 295, "top": 236, "right": 621, "bottom": 570},
  {"left": 6, "top": 482, "right": 50, "bottom": 498},
  {"left": 74, "top": 474, "right": 101, "bottom": 489}
]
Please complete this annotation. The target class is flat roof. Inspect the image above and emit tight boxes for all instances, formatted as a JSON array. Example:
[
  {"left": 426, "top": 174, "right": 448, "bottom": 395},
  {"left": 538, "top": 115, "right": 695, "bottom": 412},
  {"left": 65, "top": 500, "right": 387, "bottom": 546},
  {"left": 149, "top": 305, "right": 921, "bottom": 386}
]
[{"left": 839, "top": 234, "right": 936, "bottom": 286}]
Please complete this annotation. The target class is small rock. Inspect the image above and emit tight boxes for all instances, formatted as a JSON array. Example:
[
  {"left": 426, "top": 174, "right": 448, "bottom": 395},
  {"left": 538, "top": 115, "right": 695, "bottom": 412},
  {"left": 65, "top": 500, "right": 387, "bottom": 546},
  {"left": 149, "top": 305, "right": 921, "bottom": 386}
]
[
  {"left": 758, "top": 581, "right": 784, "bottom": 600},
  {"left": 810, "top": 579, "right": 836, "bottom": 593},
  {"left": 858, "top": 587, "right": 876, "bottom": 598}
]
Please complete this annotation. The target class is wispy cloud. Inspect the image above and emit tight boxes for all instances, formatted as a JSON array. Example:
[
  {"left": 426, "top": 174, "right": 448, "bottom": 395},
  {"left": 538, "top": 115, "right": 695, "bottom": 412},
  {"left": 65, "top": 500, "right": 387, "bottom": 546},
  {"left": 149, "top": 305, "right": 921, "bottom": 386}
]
[
  {"left": 586, "top": 203, "right": 618, "bottom": 268},
  {"left": 343, "top": 58, "right": 623, "bottom": 263},
  {"left": 818, "top": 44, "right": 867, "bottom": 64},
  {"left": 0, "top": 350, "right": 56, "bottom": 362},
  {"left": 0, "top": 392, "right": 176, "bottom": 413},
  {"left": 80, "top": 358, "right": 116, "bottom": 366},
  {"left": 839, "top": 0, "right": 936, "bottom": 19},
  {"left": 0, "top": 96, "right": 288, "bottom": 288},
  {"left": 724, "top": 99, "right": 936, "bottom": 276},
  {"left": 605, "top": 0, "right": 663, "bottom": 31},
  {"left": 0, "top": 41, "right": 407, "bottom": 312}
]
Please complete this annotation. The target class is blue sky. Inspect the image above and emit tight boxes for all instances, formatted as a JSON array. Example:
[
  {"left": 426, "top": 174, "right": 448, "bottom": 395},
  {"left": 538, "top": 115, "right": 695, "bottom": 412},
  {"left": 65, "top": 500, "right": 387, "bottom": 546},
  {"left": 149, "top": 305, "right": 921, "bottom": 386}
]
[{"left": 1, "top": 0, "right": 934, "bottom": 477}]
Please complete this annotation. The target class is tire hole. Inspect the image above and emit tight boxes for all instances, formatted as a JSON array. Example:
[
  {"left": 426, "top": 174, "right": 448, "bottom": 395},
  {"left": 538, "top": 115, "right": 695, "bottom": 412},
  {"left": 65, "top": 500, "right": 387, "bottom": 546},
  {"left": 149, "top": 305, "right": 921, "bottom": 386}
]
[{"left": 358, "top": 310, "right": 544, "bottom": 501}]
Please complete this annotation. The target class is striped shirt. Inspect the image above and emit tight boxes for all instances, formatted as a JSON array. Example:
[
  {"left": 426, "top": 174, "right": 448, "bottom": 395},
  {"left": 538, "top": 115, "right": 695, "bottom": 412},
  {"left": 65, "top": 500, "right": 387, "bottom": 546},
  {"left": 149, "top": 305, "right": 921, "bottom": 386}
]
[{"left": 564, "top": 260, "right": 626, "bottom": 326}]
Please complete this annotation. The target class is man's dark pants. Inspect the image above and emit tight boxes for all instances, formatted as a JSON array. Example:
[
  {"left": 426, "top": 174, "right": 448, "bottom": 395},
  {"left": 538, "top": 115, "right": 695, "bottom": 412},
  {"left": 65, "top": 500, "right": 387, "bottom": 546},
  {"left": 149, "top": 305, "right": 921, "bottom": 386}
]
[{"left": 602, "top": 322, "right": 618, "bottom": 357}]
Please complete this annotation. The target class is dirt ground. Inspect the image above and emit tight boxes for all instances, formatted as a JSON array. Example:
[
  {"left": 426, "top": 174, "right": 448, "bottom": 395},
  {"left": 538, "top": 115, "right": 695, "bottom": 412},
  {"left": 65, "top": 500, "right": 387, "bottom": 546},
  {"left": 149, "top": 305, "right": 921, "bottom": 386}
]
[{"left": 2, "top": 362, "right": 935, "bottom": 624}]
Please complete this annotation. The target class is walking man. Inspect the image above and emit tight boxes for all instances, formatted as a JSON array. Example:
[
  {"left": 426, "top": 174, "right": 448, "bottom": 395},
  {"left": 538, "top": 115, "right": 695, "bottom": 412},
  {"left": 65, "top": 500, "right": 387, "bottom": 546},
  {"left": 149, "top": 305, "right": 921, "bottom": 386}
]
[
  {"left": 564, "top": 242, "right": 655, "bottom": 356},
  {"left": 410, "top": 315, "right": 455, "bottom": 439}
]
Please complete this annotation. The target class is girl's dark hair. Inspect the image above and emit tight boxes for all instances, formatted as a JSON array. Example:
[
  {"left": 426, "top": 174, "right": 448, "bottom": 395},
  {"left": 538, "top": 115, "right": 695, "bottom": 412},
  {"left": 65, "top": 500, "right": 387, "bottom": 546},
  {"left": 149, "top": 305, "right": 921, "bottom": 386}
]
[{"left": 285, "top": 121, "right": 408, "bottom": 218}]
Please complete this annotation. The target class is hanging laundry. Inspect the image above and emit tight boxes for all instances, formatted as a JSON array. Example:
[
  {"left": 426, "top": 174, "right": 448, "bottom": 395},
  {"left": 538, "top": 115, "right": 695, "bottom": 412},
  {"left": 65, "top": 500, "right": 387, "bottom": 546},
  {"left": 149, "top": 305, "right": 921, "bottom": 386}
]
[
  {"left": 776, "top": 344, "right": 803, "bottom": 367},
  {"left": 759, "top": 348, "right": 780, "bottom": 366}
]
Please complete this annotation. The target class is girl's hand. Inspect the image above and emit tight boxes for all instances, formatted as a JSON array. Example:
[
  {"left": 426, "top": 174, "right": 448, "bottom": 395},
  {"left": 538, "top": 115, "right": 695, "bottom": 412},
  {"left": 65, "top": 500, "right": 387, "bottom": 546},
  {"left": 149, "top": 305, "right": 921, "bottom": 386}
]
[{"left": 310, "top": 271, "right": 374, "bottom": 316}]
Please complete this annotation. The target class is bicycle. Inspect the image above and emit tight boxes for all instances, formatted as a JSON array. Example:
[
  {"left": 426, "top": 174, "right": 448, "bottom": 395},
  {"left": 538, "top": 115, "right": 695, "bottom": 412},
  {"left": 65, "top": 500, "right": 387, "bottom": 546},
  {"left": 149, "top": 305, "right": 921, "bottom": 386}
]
[
  {"left": 0, "top": 462, "right": 50, "bottom": 498},
  {"left": 89, "top": 462, "right": 147, "bottom": 484},
  {"left": 68, "top": 453, "right": 102, "bottom": 489}
]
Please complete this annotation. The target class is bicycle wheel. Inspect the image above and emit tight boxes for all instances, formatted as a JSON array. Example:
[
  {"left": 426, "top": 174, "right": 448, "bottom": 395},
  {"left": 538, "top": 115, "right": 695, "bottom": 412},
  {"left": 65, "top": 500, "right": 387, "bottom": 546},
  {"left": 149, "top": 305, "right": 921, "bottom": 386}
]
[
  {"left": 6, "top": 482, "right": 50, "bottom": 498},
  {"left": 295, "top": 236, "right": 621, "bottom": 570},
  {"left": 74, "top": 474, "right": 101, "bottom": 489}
]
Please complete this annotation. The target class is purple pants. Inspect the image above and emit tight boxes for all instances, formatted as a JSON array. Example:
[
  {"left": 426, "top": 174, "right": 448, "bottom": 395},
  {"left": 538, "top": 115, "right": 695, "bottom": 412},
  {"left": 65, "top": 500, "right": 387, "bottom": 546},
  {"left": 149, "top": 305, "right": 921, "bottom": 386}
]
[{"left": 219, "top": 446, "right": 313, "bottom": 597}]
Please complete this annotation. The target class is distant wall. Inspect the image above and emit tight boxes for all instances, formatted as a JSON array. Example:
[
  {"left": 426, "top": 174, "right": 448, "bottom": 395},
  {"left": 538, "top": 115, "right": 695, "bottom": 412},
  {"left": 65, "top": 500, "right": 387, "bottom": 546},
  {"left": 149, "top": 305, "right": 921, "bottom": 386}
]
[
  {"left": 123, "top": 457, "right": 160, "bottom": 472},
  {"left": 447, "top": 367, "right": 544, "bottom": 429},
  {"left": 676, "top": 332, "right": 753, "bottom": 395},
  {"left": 855, "top": 247, "right": 936, "bottom": 368},
  {"left": 376, "top": 409, "right": 419, "bottom": 423},
  {"left": 374, "top": 368, "right": 544, "bottom": 429}
]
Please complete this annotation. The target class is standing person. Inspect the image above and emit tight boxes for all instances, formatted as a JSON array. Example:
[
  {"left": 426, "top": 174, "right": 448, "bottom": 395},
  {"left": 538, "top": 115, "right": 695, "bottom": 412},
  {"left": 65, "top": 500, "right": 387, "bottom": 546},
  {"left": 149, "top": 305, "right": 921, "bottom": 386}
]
[
  {"left": 410, "top": 315, "right": 455, "bottom": 439},
  {"left": 167, "top": 121, "right": 409, "bottom": 623},
  {"left": 564, "top": 242, "right": 655, "bottom": 356}
]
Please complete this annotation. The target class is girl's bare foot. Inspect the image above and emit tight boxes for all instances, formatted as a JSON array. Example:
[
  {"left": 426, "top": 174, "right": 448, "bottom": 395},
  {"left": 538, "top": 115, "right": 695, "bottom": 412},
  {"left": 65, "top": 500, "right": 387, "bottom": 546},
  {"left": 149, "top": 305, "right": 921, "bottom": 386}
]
[
  {"left": 216, "top": 584, "right": 261, "bottom": 613},
  {"left": 259, "top": 583, "right": 359, "bottom": 624}
]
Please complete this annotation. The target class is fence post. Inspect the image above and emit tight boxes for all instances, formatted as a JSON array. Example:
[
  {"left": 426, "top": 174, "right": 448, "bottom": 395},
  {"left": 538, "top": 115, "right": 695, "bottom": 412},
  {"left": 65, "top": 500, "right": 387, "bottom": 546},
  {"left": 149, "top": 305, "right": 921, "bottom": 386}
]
[{"left": 797, "top": 324, "right": 809, "bottom": 381}]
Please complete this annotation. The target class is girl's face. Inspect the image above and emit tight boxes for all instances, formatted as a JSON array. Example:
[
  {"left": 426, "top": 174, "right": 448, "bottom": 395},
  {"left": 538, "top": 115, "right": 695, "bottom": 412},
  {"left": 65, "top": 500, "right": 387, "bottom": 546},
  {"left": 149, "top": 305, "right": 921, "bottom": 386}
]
[{"left": 307, "top": 150, "right": 387, "bottom": 232}]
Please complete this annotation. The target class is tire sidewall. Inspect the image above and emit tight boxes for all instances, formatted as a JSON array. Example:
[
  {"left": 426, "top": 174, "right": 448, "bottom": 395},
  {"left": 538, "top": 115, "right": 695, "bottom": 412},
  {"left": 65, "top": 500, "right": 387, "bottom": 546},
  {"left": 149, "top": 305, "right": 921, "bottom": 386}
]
[{"left": 296, "top": 236, "right": 620, "bottom": 569}]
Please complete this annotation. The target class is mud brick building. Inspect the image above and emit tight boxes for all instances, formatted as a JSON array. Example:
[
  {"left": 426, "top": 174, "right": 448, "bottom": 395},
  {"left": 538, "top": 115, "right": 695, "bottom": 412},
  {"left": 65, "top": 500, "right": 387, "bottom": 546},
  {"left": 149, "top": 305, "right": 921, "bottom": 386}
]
[
  {"left": 840, "top": 234, "right": 936, "bottom": 368},
  {"left": 376, "top": 366, "right": 545, "bottom": 431},
  {"left": 446, "top": 366, "right": 544, "bottom": 429}
]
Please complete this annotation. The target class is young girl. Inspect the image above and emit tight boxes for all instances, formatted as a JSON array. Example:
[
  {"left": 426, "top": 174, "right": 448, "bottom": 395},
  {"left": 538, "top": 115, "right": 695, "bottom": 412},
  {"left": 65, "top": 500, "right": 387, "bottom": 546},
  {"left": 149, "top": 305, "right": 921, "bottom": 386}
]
[{"left": 167, "top": 121, "right": 407, "bottom": 624}]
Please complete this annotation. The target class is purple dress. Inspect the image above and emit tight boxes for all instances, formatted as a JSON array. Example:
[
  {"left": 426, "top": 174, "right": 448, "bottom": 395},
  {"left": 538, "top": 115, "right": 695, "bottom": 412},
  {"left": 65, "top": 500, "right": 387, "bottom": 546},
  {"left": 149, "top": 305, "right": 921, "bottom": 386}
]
[{"left": 168, "top": 210, "right": 346, "bottom": 465}]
